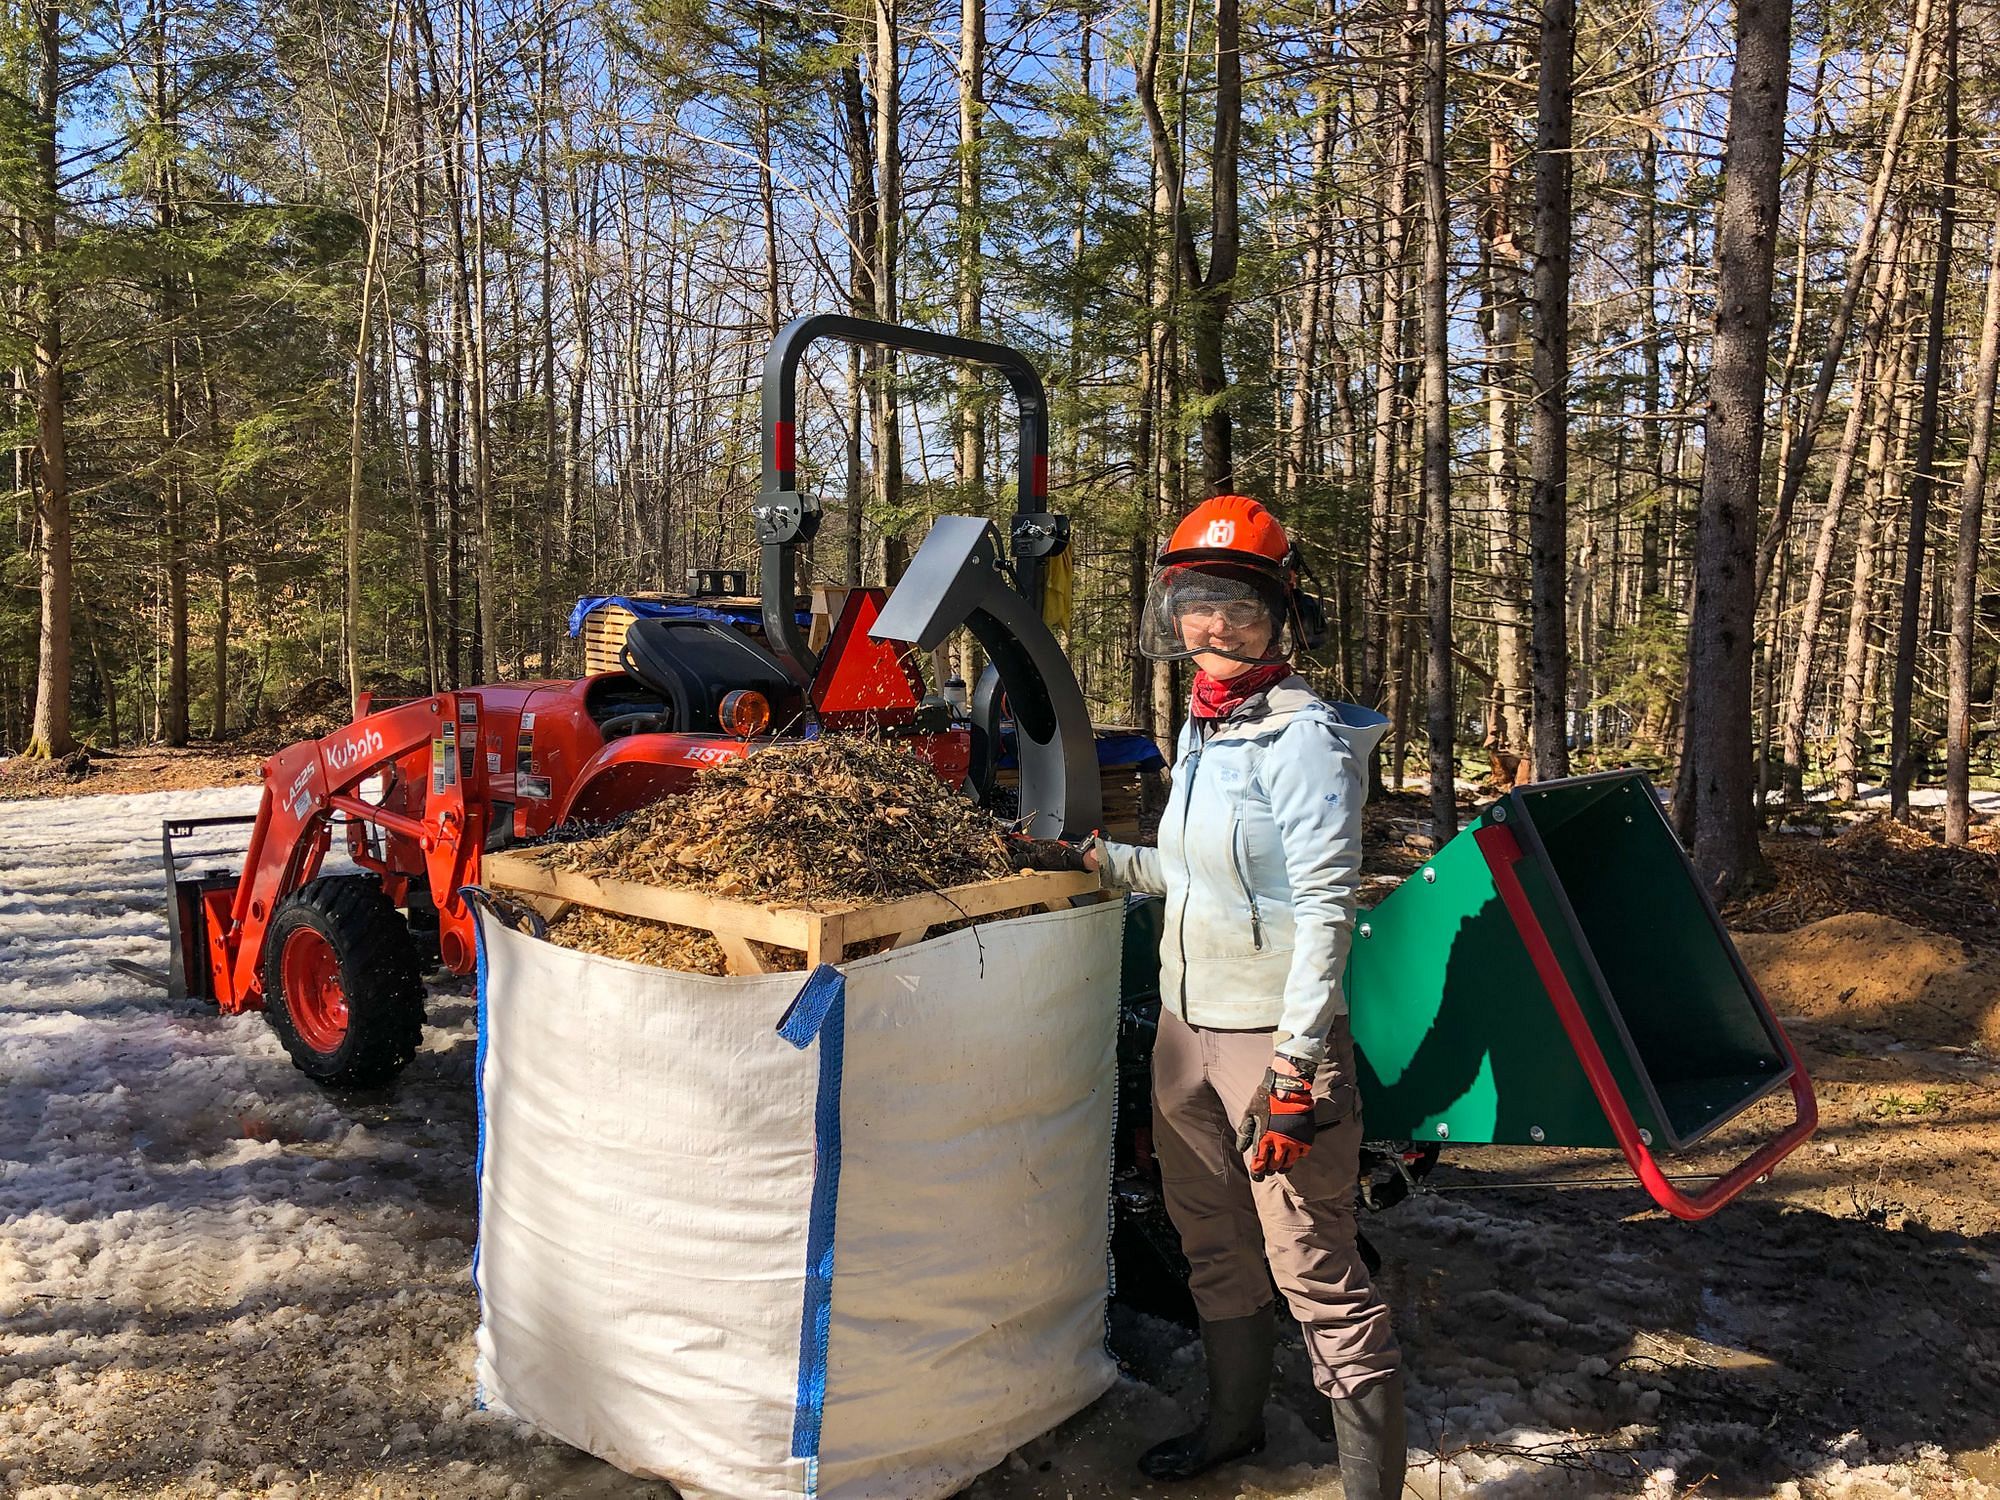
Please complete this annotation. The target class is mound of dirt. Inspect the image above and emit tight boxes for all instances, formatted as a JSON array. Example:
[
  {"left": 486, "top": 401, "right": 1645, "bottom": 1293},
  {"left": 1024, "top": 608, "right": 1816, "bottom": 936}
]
[
  {"left": 254, "top": 673, "right": 435, "bottom": 745},
  {"left": 1735, "top": 910, "right": 2000, "bottom": 1051},
  {"left": 536, "top": 736, "right": 1015, "bottom": 973}
]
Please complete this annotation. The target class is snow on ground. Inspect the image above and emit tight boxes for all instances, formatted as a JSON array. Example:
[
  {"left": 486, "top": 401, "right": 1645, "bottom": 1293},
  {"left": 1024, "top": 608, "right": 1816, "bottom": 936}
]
[
  {"left": 1814, "top": 784, "right": 2000, "bottom": 815},
  {"left": 1, "top": 785, "right": 1997, "bottom": 1497},
  {"left": 0, "top": 787, "right": 670, "bottom": 1499}
]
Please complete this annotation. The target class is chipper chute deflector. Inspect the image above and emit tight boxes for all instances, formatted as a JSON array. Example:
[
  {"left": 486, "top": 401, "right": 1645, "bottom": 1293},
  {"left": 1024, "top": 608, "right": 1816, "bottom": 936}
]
[{"left": 1344, "top": 770, "right": 1817, "bottom": 1220}]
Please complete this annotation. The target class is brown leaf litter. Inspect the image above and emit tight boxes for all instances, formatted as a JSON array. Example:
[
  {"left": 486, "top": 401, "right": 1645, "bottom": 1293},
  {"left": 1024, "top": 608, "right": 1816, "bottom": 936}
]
[{"left": 530, "top": 736, "right": 1015, "bottom": 974}]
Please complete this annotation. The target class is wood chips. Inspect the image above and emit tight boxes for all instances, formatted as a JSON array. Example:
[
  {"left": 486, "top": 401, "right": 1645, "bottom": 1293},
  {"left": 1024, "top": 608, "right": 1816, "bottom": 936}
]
[
  {"left": 534, "top": 736, "right": 1013, "bottom": 973},
  {"left": 1726, "top": 813, "right": 2000, "bottom": 947}
]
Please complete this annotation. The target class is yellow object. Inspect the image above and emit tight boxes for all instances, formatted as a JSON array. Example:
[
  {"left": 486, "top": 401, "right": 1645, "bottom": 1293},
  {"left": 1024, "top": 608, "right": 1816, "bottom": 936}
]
[{"left": 1041, "top": 546, "right": 1074, "bottom": 640}]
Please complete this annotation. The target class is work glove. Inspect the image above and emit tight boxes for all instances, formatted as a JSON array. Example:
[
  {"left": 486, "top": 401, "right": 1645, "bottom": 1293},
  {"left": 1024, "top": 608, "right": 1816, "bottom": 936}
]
[
  {"left": 1004, "top": 834, "right": 1099, "bottom": 873},
  {"left": 1235, "top": 1060, "right": 1316, "bottom": 1180}
]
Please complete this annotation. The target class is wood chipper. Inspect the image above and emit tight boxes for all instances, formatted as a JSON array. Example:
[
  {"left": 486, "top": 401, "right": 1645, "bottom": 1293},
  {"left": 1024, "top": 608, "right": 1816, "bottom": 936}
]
[
  {"left": 153, "top": 314, "right": 1101, "bottom": 1087},
  {"left": 1110, "top": 768, "right": 1817, "bottom": 1297},
  {"left": 1343, "top": 772, "right": 1817, "bottom": 1219}
]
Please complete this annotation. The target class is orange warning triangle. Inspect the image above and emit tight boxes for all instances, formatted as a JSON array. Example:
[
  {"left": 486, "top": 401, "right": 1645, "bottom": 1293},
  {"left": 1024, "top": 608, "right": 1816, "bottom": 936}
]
[{"left": 811, "top": 588, "right": 927, "bottom": 713}]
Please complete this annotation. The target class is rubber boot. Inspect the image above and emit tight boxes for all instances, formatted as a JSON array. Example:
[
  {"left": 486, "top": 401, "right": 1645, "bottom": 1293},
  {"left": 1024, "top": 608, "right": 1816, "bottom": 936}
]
[
  {"left": 1330, "top": 1369, "right": 1407, "bottom": 1500},
  {"left": 1138, "top": 1307, "right": 1275, "bottom": 1481}
]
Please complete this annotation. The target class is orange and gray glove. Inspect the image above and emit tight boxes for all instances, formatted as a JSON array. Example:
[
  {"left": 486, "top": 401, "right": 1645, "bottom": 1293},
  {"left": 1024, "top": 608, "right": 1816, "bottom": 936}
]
[
  {"left": 1003, "top": 832, "right": 1102, "bottom": 873},
  {"left": 1235, "top": 1061, "right": 1316, "bottom": 1180}
]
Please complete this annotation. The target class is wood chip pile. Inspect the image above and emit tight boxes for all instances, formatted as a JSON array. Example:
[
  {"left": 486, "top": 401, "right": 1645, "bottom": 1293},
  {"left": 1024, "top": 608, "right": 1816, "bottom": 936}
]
[
  {"left": 532, "top": 736, "right": 1015, "bottom": 973},
  {"left": 1726, "top": 813, "right": 2000, "bottom": 947}
]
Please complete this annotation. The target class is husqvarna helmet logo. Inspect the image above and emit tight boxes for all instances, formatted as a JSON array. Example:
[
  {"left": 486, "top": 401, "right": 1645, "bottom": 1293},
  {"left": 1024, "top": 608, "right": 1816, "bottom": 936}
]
[{"left": 1201, "top": 518, "right": 1236, "bottom": 548}]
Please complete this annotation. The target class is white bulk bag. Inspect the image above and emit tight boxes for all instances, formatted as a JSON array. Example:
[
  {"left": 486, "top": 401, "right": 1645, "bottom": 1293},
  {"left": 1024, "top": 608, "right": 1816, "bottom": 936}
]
[{"left": 471, "top": 899, "right": 1123, "bottom": 1500}]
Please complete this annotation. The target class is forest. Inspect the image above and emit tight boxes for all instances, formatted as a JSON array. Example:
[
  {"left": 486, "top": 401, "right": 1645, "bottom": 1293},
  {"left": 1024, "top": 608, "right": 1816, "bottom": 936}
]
[{"left": 2, "top": 0, "right": 1995, "bottom": 894}]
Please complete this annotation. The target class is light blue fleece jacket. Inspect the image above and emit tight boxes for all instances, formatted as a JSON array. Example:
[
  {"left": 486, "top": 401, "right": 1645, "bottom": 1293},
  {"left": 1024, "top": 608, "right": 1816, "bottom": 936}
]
[{"left": 1096, "top": 677, "right": 1390, "bottom": 1069}]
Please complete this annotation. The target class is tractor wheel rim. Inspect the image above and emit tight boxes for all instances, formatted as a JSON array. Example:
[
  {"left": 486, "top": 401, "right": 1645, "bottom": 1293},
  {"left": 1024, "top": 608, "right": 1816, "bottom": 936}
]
[{"left": 280, "top": 927, "right": 348, "bottom": 1055}]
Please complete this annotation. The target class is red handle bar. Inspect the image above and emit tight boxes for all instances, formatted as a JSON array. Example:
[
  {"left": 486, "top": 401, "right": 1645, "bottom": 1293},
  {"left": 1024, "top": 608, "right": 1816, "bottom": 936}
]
[{"left": 1475, "top": 823, "right": 1818, "bottom": 1221}]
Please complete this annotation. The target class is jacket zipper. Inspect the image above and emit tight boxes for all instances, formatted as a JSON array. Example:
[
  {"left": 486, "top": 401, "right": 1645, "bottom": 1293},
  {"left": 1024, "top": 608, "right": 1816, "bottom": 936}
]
[
  {"left": 1175, "top": 745, "right": 1201, "bottom": 1023},
  {"left": 1230, "top": 820, "right": 1265, "bottom": 950}
]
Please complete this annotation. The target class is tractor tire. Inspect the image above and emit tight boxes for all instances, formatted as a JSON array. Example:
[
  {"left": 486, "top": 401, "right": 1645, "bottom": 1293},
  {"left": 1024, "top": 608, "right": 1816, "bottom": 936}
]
[{"left": 262, "top": 875, "right": 426, "bottom": 1088}]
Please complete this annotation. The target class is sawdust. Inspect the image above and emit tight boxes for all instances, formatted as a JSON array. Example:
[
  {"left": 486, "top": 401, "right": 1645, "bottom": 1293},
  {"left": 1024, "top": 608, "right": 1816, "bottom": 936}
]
[
  {"left": 1727, "top": 813, "right": 2000, "bottom": 948},
  {"left": 1735, "top": 910, "right": 2000, "bottom": 1051},
  {"left": 531, "top": 736, "right": 1014, "bottom": 972}
]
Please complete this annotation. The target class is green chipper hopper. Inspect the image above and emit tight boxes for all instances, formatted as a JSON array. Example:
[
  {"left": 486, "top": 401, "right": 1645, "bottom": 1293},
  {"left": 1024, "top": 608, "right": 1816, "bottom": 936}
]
[{"left": 1346, "top": 770, "right": 1816, "bottom": 1220}]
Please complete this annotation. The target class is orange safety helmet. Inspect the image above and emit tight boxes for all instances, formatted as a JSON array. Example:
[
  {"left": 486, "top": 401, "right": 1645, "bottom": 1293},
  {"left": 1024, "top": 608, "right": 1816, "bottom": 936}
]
[
  {"left": 1140, "top": 495, "right": 1327, "bottom": 663},
  {"left": 1163, "top": 493, "right": 1293, "bottom": 564}
]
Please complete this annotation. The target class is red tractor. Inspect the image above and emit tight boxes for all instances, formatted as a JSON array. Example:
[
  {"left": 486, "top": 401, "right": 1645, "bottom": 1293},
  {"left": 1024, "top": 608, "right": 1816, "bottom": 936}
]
[{"left": 158, "top": 316, "right": 1101, "bottom": 1087}]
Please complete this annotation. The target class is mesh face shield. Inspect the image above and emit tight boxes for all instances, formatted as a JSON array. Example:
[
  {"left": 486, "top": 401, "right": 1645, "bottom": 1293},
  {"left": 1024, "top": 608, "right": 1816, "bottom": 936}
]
[{"left": 1139, "top": 561, "right": 1294, "bottom": 664}]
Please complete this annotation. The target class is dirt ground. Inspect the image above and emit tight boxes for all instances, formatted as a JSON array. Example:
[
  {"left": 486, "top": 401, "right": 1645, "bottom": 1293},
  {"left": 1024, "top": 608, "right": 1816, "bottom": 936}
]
[
  {"left": 4, "top": 757, "right": 2000, "bottom": 1497},
  {"left": 0, "top": 744, "right": 265, "bottom": 801}
]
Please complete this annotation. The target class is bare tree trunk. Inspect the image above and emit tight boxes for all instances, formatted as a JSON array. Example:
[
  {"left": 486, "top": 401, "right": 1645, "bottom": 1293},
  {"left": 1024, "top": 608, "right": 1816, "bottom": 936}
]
[
  {"left": 1778, "top": 209, "right": 1910, "bottom": 801},
  {"left": 1757, "top": 0, "right": 1933, "bottom": 608},
  {"left": 536, "top": 0, "right": 560, "bottom": 668},
  {"left": 1420, "top": 0, "right": 1455, "bottom": 841},
  {"left": 758, "top": 6, "right": 780, "bottom": 339},
  {"left": 1134, "top": 0, "right": 1241, "bottom": 493},
  {"left": 344, "top": 5, "right": 400, "bottom": 706},
  {"left": 1635, "top": 38, "right": 1665, "bottom": 602},
  {"left": 1835, "top": 318, "right": 1920, "bottom": 800},
  {"left": 838, "top": 57, "right": 875, "bottom": 584},
  {"left": 865, "top": 2, "right": 902, "bottom": 560},
  {"left": 1760, "top": 45, "right": 1829, "bottom": 556},
  {"left": 152, "top": 0, "right": 189, "bottom": 746},
  {"left": 1945, "top": 186, "right": 2000, "bottom": 843},
  {"left": 1362, "top": 1, "right": 1415, "bottom": 711},
  {"left": 956, "top": 0, "right": 985, "bottom": 499},
  {"left": 1482, "top": 71, "right": 1528, "bottom": 769},
  {"left": 410, "top": 2, "right": 442, "bottom": 691},
  {"left": 26, "top": 0, "right": 74, "bottom": 759},
  {"left": 1889, "top": 0, "right": 1957, "bottom": 819},
  {"left": 1286, "top": 23, "right": 1333, "bottom": 502},
  {"left": 1685, "top": 0, "right": 1791, "bottom": 896},
  {"left": 1528, "top": 0, "right": 1573, "bottom": 781},
  {"left": 466, "top": 0, "right": 498, "bottom": 683},
  {"left": 80, "top": 593, "right": 117, "bottom": 749}
]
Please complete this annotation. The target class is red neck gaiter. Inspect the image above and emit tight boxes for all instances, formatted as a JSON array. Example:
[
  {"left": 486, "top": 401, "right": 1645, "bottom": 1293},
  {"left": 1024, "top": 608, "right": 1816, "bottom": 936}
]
[{"left": 1190, "top": 661, "right": 1293, "bottom": 719}]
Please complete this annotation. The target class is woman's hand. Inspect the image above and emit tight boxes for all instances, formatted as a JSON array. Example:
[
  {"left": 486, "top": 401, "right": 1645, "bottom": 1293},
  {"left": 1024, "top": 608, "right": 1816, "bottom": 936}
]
[
  {"left": 1235, "top": 1061, "right": 1316, "bottom": 1179},
  {"left": 1005, "top": 836, "right": 1100, "bottom": 874}
]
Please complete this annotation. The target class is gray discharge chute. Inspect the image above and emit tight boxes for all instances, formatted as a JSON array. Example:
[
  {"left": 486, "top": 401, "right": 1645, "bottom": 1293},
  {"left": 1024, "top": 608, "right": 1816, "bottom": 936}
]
[{"left": 870, "top": 516, "right": 1101, "bottom": 842}]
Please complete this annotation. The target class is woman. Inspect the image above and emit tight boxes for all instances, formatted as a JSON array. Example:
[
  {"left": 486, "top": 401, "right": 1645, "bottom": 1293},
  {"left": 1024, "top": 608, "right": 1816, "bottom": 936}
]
[{"left": 1087, "top": 494, "right": 1404, "bottom": 1496}]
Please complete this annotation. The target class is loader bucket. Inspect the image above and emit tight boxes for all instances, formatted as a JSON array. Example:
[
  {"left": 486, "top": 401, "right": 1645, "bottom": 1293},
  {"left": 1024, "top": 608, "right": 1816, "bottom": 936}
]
[
  {"left": 160, "top": 814, "right": 258, "bottom": 1002},
  {"left": 1346, "top": 771, "right": 1815, "bottom": 1219}
]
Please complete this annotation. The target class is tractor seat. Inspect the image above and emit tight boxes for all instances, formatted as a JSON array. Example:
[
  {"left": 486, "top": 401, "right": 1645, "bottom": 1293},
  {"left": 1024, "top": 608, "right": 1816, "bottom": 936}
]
[{"left": 619, "top": 618, "right": 803, "bottom": 734}]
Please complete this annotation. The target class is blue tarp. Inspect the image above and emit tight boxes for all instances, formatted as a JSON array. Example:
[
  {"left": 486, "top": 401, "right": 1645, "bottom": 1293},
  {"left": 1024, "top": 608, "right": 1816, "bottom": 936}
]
[{"left": 996, "top": 727, "right": 1166, "bottom": 772}]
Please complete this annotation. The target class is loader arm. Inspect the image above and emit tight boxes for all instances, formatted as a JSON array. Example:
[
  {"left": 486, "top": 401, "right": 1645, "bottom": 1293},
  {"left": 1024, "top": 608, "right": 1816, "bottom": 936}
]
[{"left": 214, "top": 694, "right": 488, "bottom": 1010}]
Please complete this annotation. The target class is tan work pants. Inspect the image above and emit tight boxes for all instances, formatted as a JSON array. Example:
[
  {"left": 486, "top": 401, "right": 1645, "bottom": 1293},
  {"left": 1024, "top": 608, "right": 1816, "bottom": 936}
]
[{"left": 1151, "top": 1005, "right": 1400, "bottom": 1400}]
